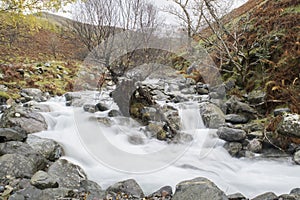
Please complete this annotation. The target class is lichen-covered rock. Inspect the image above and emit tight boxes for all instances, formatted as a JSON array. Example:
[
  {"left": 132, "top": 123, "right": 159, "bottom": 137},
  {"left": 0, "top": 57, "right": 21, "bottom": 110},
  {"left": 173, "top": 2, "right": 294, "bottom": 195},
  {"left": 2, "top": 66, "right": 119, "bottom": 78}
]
[
  {"left": 224, "top": 142, "right": 243, "bottom": 157},
  {"left": 26, "top": 135, "right": 63, "bottom": 161},
  {"left": 199, "top": 102, "right": 225, "bottom": 129},
  {"left": 277, "top": 114, "right": 300, "bottom": 138},
  {"left": 30, "top": 170, "right": 58, "bottom": 189},
  {"left": 0, "top": 105, "right": 47, "bottom": 134},
  {"left": 172, "top": 177, "right": 228, "bottom": 200},
  {"left": 47, "top": 159, "right": 87, "bottom": 189},
  {"left": 247, "top": 139, "right": 263, "bottom": 153}
]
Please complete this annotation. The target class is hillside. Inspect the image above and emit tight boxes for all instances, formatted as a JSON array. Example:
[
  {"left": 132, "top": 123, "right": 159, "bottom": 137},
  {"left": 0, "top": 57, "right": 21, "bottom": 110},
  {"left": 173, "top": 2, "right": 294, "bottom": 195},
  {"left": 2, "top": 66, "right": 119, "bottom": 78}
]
[{"left": 200, "top": 0, "right": 300, "bottom": 114}]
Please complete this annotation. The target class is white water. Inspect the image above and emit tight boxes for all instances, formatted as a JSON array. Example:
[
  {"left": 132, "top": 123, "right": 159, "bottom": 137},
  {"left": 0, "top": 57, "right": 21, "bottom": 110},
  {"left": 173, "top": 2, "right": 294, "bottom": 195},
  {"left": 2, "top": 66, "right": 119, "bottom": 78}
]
[{"left": 36, "top": 96, "right": 300, "bottom": 198}]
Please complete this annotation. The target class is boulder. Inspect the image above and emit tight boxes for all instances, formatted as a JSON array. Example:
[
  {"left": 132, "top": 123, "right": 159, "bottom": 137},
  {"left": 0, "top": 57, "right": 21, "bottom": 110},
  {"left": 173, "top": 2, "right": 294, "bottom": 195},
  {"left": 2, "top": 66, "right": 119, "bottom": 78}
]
[
  {"left": 80, "top": 180, "right": 105, "bottom": 200},
  {"left": 226, "top": 96, "right": 256, "bottom": 118},
  {"left": 106, "top": 179, "right": 144, "bottom": 198},
  {"left": 277, "top": 114, "right": 300, "bottom": 138},
  {"left": 199, "top": 102, "right": 225, "bottom": 128},
  {"left": 20, "top": 88, "right": 48, "bottom": 102},
  {"left": 251, "top": 192, "right": 277, "bottom": 200},
  {"left": 224, "top": 142, "right": 243, "bottom": 157},
  {"left": 217, "top": 127, "right": 247, "bottom": 142},
  {"left": 26, "top": 135, "right": 63, "bottom": 161},
  {"left": 172, "top": 177, "right": 228, "bottom": 200},
  {"left": 247, "top": 90, "right": 266, "bottom": 105},
  {"left": 30, "top": 170, "right": 58, "bottom": 189},
  {"left": 247, "top": 139, "right": 263, "bottom": 153},
  {"left": 47, "top": 159, "right": 87, "bottom": 189},
  {"left": 293, "top": 150, "right": 300, "bottom": 165},
  {"left": 148, "top": 186, "right": 173, "bottom": 199},
  {"left": 0, "top": 105, "right": 47, "bottom": 134},
  {"left": 0, "top": 128, "right": 26, "bottom": 142},
  {"left": 0, "top": 154, "right": 45, "bottom": 178}
]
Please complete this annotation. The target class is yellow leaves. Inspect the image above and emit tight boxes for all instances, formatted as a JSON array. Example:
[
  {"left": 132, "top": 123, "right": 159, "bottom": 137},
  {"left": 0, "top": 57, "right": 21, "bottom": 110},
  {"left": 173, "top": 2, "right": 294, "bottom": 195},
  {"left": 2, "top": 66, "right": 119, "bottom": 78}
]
[{"left": 272, "top": 85, "right": 281, "bottom": 91}]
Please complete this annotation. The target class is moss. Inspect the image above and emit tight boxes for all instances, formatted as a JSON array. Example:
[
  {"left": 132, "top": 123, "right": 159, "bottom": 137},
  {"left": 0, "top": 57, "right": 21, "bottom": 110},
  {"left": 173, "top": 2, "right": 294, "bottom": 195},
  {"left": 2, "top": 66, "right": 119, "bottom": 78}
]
[{"left": 0, "top": 91, "right": 10, "bottom": 99}]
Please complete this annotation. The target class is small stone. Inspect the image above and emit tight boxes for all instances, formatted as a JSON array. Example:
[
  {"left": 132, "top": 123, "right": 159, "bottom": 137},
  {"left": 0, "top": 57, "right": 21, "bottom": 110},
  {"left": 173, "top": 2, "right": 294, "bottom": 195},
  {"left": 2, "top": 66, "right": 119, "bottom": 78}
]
[
  {"left": 293, "top": 150, "right": 300, "bottom": 165},
  {"left": 30, "top": 170, "right": 58, "bottom": 189},
  {"left": 15, "top": 113, "right": 21, "bottom": 117},
  {"left": 0, "top": 185, "right": 5, "bottom": 193},
  {"left": 247, "top": 139, "right": 263, "bottom": 153},
  {"left": 225, "top": 114, "right": 249, "bottom": 124},
  {"left": 224, "top": 142, "right": 243, "bottom": 157}
]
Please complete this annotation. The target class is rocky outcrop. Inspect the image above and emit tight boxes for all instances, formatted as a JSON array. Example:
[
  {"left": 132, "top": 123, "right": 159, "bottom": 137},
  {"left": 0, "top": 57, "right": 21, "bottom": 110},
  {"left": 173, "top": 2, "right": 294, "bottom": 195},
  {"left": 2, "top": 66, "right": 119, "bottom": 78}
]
[
  {"left": 0, "top": 105, "right": 48, "bottom": 134},
  {"left": 172, "top": 177, "right": 228, "bottom": 200}
]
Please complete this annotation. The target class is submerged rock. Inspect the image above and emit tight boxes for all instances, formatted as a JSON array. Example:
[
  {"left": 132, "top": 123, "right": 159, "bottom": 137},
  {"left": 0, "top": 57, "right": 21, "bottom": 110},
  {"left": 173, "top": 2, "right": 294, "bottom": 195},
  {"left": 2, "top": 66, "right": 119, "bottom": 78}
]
[{"left": 172, "top": 177, "right": 228, "bottom": 200}]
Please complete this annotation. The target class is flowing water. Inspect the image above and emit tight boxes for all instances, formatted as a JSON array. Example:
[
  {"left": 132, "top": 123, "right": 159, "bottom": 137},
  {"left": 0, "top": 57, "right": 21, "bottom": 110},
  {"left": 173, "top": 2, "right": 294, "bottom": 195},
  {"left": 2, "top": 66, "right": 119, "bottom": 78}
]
[{"left": 35, "top": 94, "right": 300, "bottom": 198}]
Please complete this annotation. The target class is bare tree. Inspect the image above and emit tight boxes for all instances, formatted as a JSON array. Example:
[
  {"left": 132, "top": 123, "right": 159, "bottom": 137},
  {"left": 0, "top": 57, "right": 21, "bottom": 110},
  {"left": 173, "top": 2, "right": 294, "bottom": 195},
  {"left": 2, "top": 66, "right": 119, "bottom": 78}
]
[{"left": 71, "top": 0, "right": 159, "bottom": 82}]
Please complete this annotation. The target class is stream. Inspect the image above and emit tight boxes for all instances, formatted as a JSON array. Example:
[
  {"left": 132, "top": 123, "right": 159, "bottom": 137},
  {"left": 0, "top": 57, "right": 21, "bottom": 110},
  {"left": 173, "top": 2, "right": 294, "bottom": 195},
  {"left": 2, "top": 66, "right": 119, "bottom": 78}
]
[{"left": 35, "top": 90, "right": 300, "bottom": 199}]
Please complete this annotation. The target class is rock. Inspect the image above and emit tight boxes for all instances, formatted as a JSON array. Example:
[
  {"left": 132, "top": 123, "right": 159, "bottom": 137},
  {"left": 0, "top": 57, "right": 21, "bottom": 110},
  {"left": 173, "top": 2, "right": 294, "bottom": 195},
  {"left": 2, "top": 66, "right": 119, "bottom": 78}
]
[
  {"left": 247, "top": 90, "right": 266, "bottom": 105},
  {"left": 64, "top": 92, "right": 81, "bottom": 106},
  {"left": 30, "top": 170, "right": 58, "bottom": 189},
  {"left": 26, "top": 135, "right": 63, "bottom": 161},
  {"left": 248, "top": 131, "right": 264, "bottom": 139},
  {"left": 80, "top": 180, "right": 105, "bottom": 199},
  {"left": 226, "top": 96, "right": 256, "bottom": 118},
  {"left": 217, "top": 127, "right": 247, "bottom": 142},
  {"left": 108, "top": 109, "right": 121, "bottom": 117},
  {"left": 196, "top": 87, "right": 209, "bottom": 95},
  {"left": 95, "top": 102, "right": 109, "bottom": 111},
  {"left": 20, "top": 88, "right": 47, "bottom": 102},
  {"left": 274, "top": 108, "right": 291, "bottom": 116},
  {"left": 210, "top": 84, "right": 226, "bottom": 99},
  {"left": 47, "top": 159, "right": 87, "bottom": 189},
  {"left": 0, "top": 154, "right": 45, "bottom": 178},
  {"left": 224, "top": 142, "right": 243, "bottom": 157},
  {"left": 290, "top": 188, "right": 300, "bottom": 195},
  {"left": 148, "top": 186, "right": 173, "bottom": 199},
  {"left": 106, "top": 179, "right": 144, "bottom": 198},
  {"left": 0, "top": 105, "right": 47, "bottom": 134},
  {"left": 89, "top": 116, "right": 113, "bottom": 126},
  {"left": 23, "top": 101, "right": 51, "bottom": 112},
  {"left": 0, "top": 84, "right": 8, "bottom": 92},
  {"left": 247, "top": 139, "right": 262, "bottom": 153},
  {"left": 277, "top": 114, "right": 300, "bottom": 138},
  {"left": 293, "top": 150, "right": 300, "bottom": 165},
  {"left": 278, "top": 194, "right": 300, "bottom": 200},
  {"left": 251, "top": 192, "right": 277, "bottom": 200},
  {"left": 225, "top": 114, "right": 249, "bottom": 124},
  {"left": 181, "top": 87, "right": 195, "bottom": 94},
  {"left": 199, "top": 102, "right": 225, "bottom": 128},
  {"left": 172, "top": 177, "right": 228, "bottom": 200},
  {"left": 83, "top": 104, "right": 97, "bottom": 113},
  {"left": 227, "top": 192, "right": 247, "bottom": 200},
  {"left": 128, "top": 135, "right": 145, "bottom": 145},
  {"left": 0, "top": 128, "right": 26, "bottom": 142}
]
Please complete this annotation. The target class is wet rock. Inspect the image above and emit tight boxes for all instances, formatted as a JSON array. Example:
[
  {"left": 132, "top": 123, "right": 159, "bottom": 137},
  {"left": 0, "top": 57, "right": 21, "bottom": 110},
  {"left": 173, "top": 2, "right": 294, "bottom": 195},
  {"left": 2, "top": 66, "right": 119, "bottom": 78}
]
[
  {"left": 217, "top": 127, "right": 247, "bottom": 142},
  {"left": 106, "top": 179, "right": 144, "bottom": 198},
  {"left": 128, "top": 135, "right": 145, "bottom": 145},
  {"left": 247, "top": 139, "right": 263, "bottom": 153},
  {"left": 277, "top": 114, "right": 300, "bottom": 138},
  {"left": 83, "top": 104, "right": 97, "bottom": 113},
  {"left": 172, "top": 177, "right": 228, "bottom": 200},
  {"left": 224, "top": 142, "right": 243, "bottom": 157},
  {"left": 199, "top": 102, "right": 225, "bottom": 128},
  {"left": 30, "top": 170, "right": 58, "bottom": 189},
  {"left": 146, "top": 123, "right": 167, "bottom": 139},
  {"left": 48, "top": 159, "right": 87, "bottom": 189},
  {"left": 227, "top": 192, "right": 247, "bottom": 200},
  {"left": 293, "top": 150, "right": 300, "bottom": 165},
  {"left": 23, "top": 101, "right": 51, "bottom": 112},
  {"left": 108, "top": 109, "right": 121, "bottom": 117},
  {"left": 148, "top": 186, "right": 173, "bottom": 199},
  {"left": 251, "top": 192, "right": 277, "bottom": 200},
  {"left": 20, "top": 88, "right": 48, "bottom": 102},
  {"left": 89, "top": 116, "right": 113, "bottom": 126},
  {"left": 0, "top": 105, "right": 47, "bottom": 134},
  {"left": 26, "top": 135, "right": 63, "bottom": 161},
  {"left": 274, "top": 108, "right": 291, "bottom": 117},
  {"left": 0, "top": 128, "right": 26, "bottom": 142},
  {"left": 0, "top": 154, "right": 45, "bottom": 178},
  {"left": 64, "top": 92, "right": 81, "bottom": 106},
  {"left": 96, "top": 102, "right": 109, "bottom": 111},
  {"left": 225, "top": 114, "right": 249, "bottom": 124}
]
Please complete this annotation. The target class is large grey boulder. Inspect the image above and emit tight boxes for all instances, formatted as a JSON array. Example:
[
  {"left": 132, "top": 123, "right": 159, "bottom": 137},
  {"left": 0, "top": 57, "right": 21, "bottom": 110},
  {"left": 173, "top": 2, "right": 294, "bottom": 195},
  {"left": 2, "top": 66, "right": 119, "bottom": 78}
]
[
  {"left": 0, "top": 128, "right": 26, "bottom": 142},
  {"left": 0, "top": 105, "right": 48, "bottom": 134},
  {"left": 0, "top": 154, "right": 45, "bottom": 178},
  {"left": 47, "top": 159, "right": 87, "bottom": 189},
  {"left": 217, "top": 127, "right": 247, "bottom": 142},
  {"left": 199, "top": 102, "right": 225, "bottom": 128},
  {"left": 106, "top": 179, "right": 144, "bottom": 198},
  {"left": 172, "top": 177, "right": 228, "bottom": 200},
  {"left": 26, "top": 135, "right": 63, "bottom": 161},
  {"left": 277, "top": 114, "right": 300, "bottom": 138}
]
